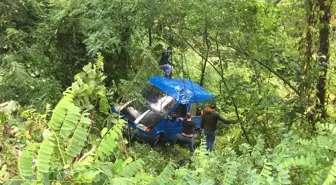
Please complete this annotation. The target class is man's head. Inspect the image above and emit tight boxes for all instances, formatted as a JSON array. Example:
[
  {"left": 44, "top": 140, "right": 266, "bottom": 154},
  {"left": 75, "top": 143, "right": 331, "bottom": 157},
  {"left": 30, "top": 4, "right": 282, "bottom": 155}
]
[
  {"left": 186, "top": 112, "right": 192, "bottom": 119},
  {"left": 167, "top": 46, "right": 173, "bottom": 53},
  {"left": 210, "top": 102, "right": 216, "bottom": 109}
]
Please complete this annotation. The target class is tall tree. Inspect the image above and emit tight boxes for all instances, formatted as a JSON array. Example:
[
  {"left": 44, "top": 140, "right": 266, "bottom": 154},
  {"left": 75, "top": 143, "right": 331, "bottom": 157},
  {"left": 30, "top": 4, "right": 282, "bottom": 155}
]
[{"left": 316, "top": 0, "right": 332, "bottom": 119}]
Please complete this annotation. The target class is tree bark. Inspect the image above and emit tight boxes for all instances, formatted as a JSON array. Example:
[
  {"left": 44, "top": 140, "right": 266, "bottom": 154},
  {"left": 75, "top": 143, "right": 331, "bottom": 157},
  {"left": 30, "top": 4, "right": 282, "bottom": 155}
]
[
  {"left": 199, "top": 46, "right": 209, "bottom": 87},
  {"left": 119, "top": 25, "right": 132, "bottom": 76},
  {"left": 300, "top": 0, "right": 315, "bottom": 97},
  {"left": 299, "top": 0, "right": 317, "bottom": 130},
  {"left": 199, "top": 21, "right": 210, "bottom": 87},
  {"left": 316, "top": 0, "right": 331, "bottom": 119}
]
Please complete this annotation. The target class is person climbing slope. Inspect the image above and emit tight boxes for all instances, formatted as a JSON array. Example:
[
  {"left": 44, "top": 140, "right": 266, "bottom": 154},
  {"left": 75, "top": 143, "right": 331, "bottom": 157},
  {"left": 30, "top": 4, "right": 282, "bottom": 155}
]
[
  {"left": 159, "top": 46, "right": 173, "bottom": 78},
  {"left": 201, "top": 102, "right": 238, "bottom": 152}
]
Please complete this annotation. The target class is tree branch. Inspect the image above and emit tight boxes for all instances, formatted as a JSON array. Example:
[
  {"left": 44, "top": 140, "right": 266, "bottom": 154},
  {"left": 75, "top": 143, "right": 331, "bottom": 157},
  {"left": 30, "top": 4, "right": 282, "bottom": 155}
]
[
  {"left": 186, "top": 40, "right": 250, "bottom": 144},
  {"left": 220, "top": 42, "right": 300, "bottom": 95}
]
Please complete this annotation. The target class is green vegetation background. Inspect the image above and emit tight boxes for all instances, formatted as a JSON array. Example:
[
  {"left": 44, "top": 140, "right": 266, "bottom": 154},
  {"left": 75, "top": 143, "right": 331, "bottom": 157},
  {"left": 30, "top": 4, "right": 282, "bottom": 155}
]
[{"left": 1, "top": 0, "right": 336, "bottom": 184}]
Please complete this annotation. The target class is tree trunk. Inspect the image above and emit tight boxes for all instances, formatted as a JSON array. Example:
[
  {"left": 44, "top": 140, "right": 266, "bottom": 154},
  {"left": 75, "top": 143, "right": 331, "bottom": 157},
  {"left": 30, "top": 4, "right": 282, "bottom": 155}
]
[
  {"left": 119, "top": 26, "right": 132, "bottom": 75},
  {"left": 300, "top": 0, "right": 314, "bottom": 97},
  {"left": 299, "top": 0, "right": 317, "bottom": 130},
  {"left": 316, "top": 0, "right": 331, "bottom": 119},
  {"left": 4, "top": 4, "right": 14, "bottom": 28},
  {"left": 199, "top": 22, "right": 209, "bottom": 87}
]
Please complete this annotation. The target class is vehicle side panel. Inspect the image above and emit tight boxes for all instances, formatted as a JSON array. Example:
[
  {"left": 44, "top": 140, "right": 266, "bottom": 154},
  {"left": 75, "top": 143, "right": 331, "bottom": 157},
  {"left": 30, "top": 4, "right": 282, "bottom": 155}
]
[{"left": 191, "top": 116, "right": 202, "bottom": 130}]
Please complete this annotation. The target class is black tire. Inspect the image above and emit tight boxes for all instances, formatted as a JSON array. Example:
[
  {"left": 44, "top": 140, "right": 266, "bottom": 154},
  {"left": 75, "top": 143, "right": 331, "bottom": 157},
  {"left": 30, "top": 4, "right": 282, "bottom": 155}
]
[
  {"left": 151, "top": 133, "right": 163, "bottom": 147},
  {"left": 122, "top": 125, "right": 133, "bottom": 141}
]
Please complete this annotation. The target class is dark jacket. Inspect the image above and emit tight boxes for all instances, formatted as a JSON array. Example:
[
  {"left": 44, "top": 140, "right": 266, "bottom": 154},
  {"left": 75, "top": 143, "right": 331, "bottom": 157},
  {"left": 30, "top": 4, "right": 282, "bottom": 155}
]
[
  {"left": 201, "top": 107, "right": 236, "bottom": 132},
  {"left": 159, "top": 51, "right": 172, "bottom": 66},
  {"left": 182, "top": 119, "right": 196, "bottom": 135}
]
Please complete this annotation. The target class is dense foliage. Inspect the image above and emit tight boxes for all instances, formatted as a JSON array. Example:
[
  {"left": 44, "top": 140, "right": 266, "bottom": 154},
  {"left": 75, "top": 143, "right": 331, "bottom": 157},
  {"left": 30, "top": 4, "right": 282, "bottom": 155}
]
[{"left": 1, "top": 0, "right": 336, "bottom": 184}]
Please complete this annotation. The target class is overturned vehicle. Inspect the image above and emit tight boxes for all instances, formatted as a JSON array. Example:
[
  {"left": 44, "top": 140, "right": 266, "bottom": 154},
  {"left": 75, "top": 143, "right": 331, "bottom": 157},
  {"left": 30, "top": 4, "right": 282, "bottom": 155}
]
[{"left": 113, "top": 76, "right": 214, "bottom": 145}]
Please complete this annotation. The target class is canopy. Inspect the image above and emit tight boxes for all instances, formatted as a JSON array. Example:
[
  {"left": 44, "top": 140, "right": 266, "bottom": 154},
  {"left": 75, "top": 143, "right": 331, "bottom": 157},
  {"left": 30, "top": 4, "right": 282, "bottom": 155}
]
[{"left": 148, "top": 76, "right": 214, "bottom": 104}]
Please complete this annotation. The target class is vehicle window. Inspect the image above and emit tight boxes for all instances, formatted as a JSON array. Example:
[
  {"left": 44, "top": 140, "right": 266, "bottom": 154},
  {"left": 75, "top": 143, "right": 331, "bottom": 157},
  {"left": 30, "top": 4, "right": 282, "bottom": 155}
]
[
  {"left": 190, "top": 103, "right": 197, "bottom": 116},
  {"left": 190, "top": 103, "right": 202, "bottom": 116},
  {"left": 121, "top": 101, "right": 163, "bottom": 127},
  {"left": 173, "top": 104, "right": 187, "bottom": 117},
  {"left": 121, "top": 101, "right": 148, "bottom": 122},
  {"left": 142, "top": 85, "right": 176, "bottom": 114},
  {"left": 139, "top": 111, "right": 162, "bottom": 127}
]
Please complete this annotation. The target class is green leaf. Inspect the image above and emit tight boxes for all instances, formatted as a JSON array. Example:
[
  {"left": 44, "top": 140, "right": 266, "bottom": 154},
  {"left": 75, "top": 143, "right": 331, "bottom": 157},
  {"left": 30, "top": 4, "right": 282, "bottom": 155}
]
[
  {"left": 37, "top": 130, "right": 55, "bottom": 174},
  {"left": 101, "top": 127, "right": 108, "bottom": 138},
  {"left": 65, "top": 113, "right": 90, "bottom": 161}
]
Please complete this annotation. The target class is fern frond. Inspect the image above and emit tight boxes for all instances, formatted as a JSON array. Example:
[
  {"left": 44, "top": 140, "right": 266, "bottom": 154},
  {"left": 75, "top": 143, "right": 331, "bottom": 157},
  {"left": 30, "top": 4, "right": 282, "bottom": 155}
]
[
  {"left": 48, "top": 89, "right": 74, "bottom": 130},
  {"left": 222, "top": 161, "right": 240, "bottom": 185},
  {"left": 97, "top": 119, "right": 123, "bottom": 160},
  {"left": 323, "top": 159, "right": 336, "bottom": 185},
  {"left": 151, "top": 162, "right": 176, "bottom": 185},
  {"left": 109, "top": 178, "right": 131, "bottom": 185},
  {"left": 251, "top": 136, "right": 266, "bottom": 166},
  {"left": 65, "top": 112, "right": 90, "bottom": 160},
  {"left": 182, "top": 171, "right": 199, "bottom": 185},
  {"left": 283, "top": 154, "right": 316, "bottom": 169},
  {"left": 18, "top": 144, "right": 39, "bottom": 179},
  {"left": 257, "top": 162, "right": 273, "bottom": 184},
  {"left": 37, "top": 130, "right": 55, "bottom": 173},
  {"left": 192, "top": 138, "right": 209, "bottom": 171},
  {"left": 239, "top": 143, "right": 252, "bottom": 154},
  {"left": 297, "top": 138, "right": 315, "bottom": 147},
  {"left": 316, "top": 135, "right": 336, "bottom": 152},
  {"left": 120, "top": 158, "right": 145, "bottom": 177},
  {"left": 18, "top": 150, "right": 35, "bottom": 179},
  {"left": 318, "top": 123, "right": 336, "bottom": 135},
  {"left": 59, "top": 104, "right": 81, "bottom": 139},
  {"left": 150, "top": 162, "right": 177, "bottom": 185},
  {"left": 276, "top": 165, "right": 291, "bottom": 185},
  {"left": 304, "top": 171, "right": 323, "bottom": 185}
]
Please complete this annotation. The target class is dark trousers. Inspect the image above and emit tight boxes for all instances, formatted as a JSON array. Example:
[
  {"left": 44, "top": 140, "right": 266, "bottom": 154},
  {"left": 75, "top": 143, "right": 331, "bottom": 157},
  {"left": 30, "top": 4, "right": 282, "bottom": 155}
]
[
  {"left": 172, "top": 134, "right": 194, "bottom": 152},
  {"left": 204, "top": 130, "right": 216, "bottom": 152}
]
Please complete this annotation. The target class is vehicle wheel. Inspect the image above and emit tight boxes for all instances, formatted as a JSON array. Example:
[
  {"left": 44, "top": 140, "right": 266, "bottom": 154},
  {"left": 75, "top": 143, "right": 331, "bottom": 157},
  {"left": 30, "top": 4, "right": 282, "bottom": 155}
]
[
  {"left": 122, "top": 125, "right": 134, "bottom": 142},
  {"left": 151, "top": 134, "right": 163, "bottom": 147}
]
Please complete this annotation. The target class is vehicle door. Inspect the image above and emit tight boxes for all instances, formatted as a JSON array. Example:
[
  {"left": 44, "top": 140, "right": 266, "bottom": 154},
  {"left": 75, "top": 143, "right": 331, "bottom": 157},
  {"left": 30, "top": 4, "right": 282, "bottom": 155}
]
[
  {"left": 161, "top": 103, "right": 187, "bottom": 140},
  {"left": 189, "top": 103, "right": 203, "bottom": 129}
]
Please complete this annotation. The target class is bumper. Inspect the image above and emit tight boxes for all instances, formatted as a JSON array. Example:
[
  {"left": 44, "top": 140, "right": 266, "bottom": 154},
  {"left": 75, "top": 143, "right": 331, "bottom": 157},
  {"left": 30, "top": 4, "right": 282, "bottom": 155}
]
[
  {"left": 122, "top": 124, "right": 157, "bottom": 143},
  {"left": 135, "top": 131, "right": 158, "bottom": 143}
]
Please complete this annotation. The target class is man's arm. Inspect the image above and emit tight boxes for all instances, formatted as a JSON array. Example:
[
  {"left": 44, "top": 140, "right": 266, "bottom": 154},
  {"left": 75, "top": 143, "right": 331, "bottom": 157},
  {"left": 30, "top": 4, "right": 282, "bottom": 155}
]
[
  {"left": 217, "top": 113, "right": 238, "bottom": 124},
  {"left": 193, "top": 121, "right": 197, "bottom": 129},
  {"left": 201, "top": 115, "right": 205, "bottom": 129}
]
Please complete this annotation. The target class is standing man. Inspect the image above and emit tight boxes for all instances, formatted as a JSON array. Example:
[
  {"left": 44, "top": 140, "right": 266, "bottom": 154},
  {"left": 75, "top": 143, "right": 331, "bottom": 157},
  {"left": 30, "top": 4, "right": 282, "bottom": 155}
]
[
  {"left": 159, "top": 46, "right": 173, "bottom": 78},
  {"left": 201, "top": 102, "right": 238, "bottom": 152}
]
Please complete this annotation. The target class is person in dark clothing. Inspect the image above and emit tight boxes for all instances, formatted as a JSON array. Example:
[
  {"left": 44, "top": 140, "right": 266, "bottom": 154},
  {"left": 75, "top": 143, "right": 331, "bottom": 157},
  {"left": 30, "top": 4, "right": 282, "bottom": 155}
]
[
  {"left": 201, "top": 102, "right": 238, "bottom": 152},
  {"left": 172, "top": 112, "right": 196, "bottom": 152},
  {"left": 159, "top": 46, "right": 173, "bottom": 78}
]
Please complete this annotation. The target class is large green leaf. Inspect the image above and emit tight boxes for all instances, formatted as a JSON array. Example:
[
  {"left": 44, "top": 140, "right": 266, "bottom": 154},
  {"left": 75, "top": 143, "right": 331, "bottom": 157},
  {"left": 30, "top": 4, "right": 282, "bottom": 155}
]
[
  {"left": 65, "top": 112, "right": 90, "bottom": 161},
  {"left": 37, "top": 130, "right": 55, "bottom": 174}
]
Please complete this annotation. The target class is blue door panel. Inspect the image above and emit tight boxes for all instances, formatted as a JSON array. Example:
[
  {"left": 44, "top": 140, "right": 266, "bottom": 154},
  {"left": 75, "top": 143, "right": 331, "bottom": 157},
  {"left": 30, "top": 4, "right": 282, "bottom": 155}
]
[
  {"left": 192, "top": 116, "right": 202, "bottom": 129},
  {"left": 156, "top": 119, "right": 182, "bottom": 140}
]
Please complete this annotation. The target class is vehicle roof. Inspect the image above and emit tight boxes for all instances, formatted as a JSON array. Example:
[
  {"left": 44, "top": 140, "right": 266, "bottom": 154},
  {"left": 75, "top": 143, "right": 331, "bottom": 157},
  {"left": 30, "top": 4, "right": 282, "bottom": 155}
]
[{"left": 148, "top": 76, "right": 215, "bottom": 104}]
